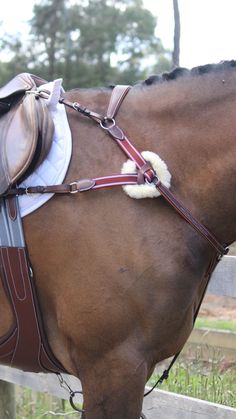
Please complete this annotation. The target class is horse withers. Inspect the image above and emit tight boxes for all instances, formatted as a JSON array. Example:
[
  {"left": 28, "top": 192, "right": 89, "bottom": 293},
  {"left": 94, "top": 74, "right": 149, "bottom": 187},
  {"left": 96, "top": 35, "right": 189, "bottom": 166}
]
[{"left": 1, "top": 61, "right": 236, "bottom": 418}]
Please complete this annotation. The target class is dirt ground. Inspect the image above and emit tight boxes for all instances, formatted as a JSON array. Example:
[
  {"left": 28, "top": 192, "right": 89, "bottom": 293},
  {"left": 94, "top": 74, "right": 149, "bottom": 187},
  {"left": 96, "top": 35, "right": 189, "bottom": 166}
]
[
  {"left": 199, "top": 243, "right": 236, "bottom": 321},
  {"left": 199, "top": 295, "right": 236, "bottom": 320}
]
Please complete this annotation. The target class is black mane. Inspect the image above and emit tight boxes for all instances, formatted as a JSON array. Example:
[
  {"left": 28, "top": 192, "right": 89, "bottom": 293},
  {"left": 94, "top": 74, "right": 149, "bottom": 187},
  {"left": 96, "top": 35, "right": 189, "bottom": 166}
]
[{"left": 144, "top": 60, "right": 236, "bottom": 85}]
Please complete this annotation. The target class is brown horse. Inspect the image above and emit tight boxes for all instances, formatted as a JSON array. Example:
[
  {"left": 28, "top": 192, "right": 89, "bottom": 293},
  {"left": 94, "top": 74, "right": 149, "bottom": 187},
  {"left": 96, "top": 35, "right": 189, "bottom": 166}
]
[{"left": 1, "top": 61, "right": 236, "bottom": 418}]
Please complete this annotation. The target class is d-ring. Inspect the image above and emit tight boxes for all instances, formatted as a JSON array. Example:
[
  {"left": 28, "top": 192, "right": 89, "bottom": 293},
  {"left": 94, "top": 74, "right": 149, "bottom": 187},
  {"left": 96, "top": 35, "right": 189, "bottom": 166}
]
[
  {"left": 100, "top": 117, "right": 115, "bottom": 130},
  {"left": 69, "top": 391, "right": 85, "bottom": 413}
]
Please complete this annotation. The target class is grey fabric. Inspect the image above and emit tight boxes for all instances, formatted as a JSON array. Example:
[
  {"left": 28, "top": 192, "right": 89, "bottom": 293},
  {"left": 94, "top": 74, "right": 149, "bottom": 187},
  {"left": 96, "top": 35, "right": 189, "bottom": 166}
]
[{"left": 0, "top": 198, "right": 25, "bottom": 247}]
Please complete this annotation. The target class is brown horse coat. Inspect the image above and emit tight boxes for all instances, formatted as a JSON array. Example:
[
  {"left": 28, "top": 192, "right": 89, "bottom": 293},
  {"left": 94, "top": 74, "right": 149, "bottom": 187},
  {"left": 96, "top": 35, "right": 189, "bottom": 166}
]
[{"left": 0, "top": 61, "right": 236, "bottom": 418}]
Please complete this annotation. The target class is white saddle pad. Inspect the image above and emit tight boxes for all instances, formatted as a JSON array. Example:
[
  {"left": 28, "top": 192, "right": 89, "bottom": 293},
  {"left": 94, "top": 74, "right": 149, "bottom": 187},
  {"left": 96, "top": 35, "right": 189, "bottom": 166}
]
[{"left": 19, "top": 79, "right": 72, "bottom": 217}]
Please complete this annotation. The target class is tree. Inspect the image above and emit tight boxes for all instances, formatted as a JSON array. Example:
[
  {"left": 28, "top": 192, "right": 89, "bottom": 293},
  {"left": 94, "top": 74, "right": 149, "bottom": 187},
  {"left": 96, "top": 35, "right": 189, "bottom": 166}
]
[
  {"left": 0, "top": 0, "right": 172, "bottom": 87},
  {"left": 172, "top": 0, "right": 180, "bottom": 67},
  {"left": 0, "top": 32, "right": 31, "bottom": 84},
  {"left": 30, "top": 0, "right": 73, "bottom": 81},
  {"left": 29, "top": 0, "right": 170, "bottom": 86}
]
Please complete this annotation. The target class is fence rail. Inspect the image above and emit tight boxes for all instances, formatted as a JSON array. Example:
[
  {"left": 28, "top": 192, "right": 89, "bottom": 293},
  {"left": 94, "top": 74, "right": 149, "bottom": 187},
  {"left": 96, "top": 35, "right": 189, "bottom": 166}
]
[
  {"left": 207, "top": 255, "right": 236, "bottom": 297},
  {"left": 0, "top": 255, "right": 235, "bottom": 418},
  {"left": 143, "top": 388, "right": 236, "bottom": 419}
]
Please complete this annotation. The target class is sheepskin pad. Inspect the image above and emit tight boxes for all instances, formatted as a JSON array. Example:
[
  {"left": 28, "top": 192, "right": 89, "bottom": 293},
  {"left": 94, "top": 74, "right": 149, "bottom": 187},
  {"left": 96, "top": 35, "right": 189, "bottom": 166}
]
[{"left": 121, "top": 151, "right": 171, "bottom": 199}]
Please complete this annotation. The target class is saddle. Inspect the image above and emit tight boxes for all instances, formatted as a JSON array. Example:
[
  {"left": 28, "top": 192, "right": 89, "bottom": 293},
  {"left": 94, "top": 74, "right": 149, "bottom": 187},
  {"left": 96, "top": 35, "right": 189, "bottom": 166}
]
[
  {"left": 0, "top": 73, "right": 54, "bottom": 195},
  {"left": 0, "top": 74, "right": 66, "bottom": 374}
]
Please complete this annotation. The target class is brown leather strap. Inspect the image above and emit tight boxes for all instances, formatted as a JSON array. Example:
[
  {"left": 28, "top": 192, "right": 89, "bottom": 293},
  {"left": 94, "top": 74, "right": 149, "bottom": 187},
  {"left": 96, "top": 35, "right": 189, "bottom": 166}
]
[
  {"left": 59, "top": 97, "right": 104, "bottom": 124},
  {"left": 0, "top": 246, "right": 66, "bottom": 373},
  {"left": 9, "top": 86, "right": 229, "bottom": 256},
  {"left": 155, "top": 182, "right": 228, "bottom": 255},
  {"left": 105, "top": 87, "right": 229, "bottom": 256},
  {"left": 6, "top": 175, "right": 138, "bottom": 195},
  {"left": 106, "top": 85, "right": 131, "bottom": 119},
  {"left": 5, "top": 196, "right": 17, "bottom": 221}
]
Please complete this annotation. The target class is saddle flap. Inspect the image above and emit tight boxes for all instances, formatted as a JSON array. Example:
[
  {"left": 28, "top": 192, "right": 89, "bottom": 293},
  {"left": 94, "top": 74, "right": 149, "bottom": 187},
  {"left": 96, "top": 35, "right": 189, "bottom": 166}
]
[{"left": 0, "top": 91, "right": 54, "bottom": 195}]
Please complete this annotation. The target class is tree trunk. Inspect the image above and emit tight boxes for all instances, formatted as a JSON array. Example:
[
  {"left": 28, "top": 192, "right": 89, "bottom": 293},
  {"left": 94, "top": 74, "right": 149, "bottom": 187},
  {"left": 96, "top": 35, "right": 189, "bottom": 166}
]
[
  {"left": 172, "top": 0, "right": 180, "bottom": 67},
  {"left": 0, "top": 381, "right": 16, "bottom": 419}
]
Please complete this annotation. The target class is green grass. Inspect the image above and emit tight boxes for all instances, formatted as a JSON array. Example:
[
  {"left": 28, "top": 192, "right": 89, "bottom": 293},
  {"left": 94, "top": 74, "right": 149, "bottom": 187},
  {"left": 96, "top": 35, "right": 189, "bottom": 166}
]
[
  {"left": 15, "top": 387, "right": 81, "bottom": 418},
  {"left": 148, "top": 354, "right": 236, "bottom": 408},
  {"left": 14, "top": 344, "right": 236, "bottom": 416},
  {"left": 195, "top": 317, "right": 236, "bottom": 332}
]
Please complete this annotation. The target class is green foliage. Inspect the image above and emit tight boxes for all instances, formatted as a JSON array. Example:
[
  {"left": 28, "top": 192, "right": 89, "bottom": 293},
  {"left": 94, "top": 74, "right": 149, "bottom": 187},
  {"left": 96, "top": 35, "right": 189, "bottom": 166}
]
[
  {"left": 195, "top": 317, "right": 236, "bottom": 332},
  {"left": 15, "top": 386, "right": 81, "bottom": 418},
  {"left": 0, "top": 0, "right": 171, "bottom": 88},
  {"left": 149, "top": 354, "right": 236, "bottom": 408},
  {"left": 0, "top": 33, "right": 31, "bottom": 84},
  {"left": 14, "top": 351, "right": 236, "bottom": 416}
]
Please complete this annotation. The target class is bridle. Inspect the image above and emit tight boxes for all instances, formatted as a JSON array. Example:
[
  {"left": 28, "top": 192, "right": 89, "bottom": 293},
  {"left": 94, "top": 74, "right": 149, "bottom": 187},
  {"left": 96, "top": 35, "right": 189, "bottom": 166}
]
[{"left": 5, "top": 84, "right": 229, "bottom": 413}]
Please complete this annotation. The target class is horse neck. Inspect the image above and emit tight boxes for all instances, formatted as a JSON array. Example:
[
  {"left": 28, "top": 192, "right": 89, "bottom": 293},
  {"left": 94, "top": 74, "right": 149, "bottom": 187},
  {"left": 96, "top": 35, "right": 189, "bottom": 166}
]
[
  {"left": 65, "top": 77, "right": 236, "bottom": 246},
  {"left": 122, "top": 75, "right": 236, "bottom": 246}
]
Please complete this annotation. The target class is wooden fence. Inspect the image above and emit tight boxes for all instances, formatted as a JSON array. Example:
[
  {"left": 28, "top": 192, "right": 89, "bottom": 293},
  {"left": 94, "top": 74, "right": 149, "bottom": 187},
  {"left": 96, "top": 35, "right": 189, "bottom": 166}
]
[{"left": 0, "top": 255, "right": 235, "bottom": 418}]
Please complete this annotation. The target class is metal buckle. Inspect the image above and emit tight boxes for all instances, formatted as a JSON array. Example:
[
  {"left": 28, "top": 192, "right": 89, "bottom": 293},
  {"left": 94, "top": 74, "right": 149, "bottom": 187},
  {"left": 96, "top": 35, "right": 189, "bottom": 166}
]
[
  {"left": 145, "top": 175, "right": 160, "bottom": 186},
  {"left": 25, "top": 187, "right": 31, "bottom": 196},
  {"left": 152, "top": 175, "right": 161, "bottom": 186},
  {"left": 72, "top": 102, "right": 80, "bottom": 111},
  {"left": 69, "top": 182, "right": 79, "bottom": 194},
  {"left": 69, "top": 179, "right": 95, "bottom": 193},
  {"left": 26, "top": 89, "right": 50, "bottom": 99}
]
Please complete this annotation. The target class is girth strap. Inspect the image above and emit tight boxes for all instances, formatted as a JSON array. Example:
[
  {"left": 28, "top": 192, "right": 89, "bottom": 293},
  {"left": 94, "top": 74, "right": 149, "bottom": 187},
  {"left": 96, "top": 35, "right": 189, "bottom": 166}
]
[{"left": 0, "top": 197, "right": 66, "bottom": 373}]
